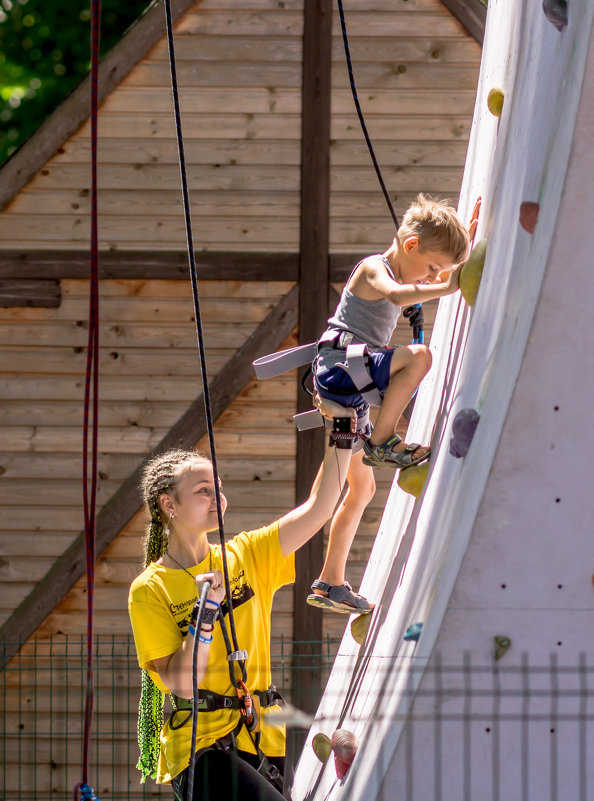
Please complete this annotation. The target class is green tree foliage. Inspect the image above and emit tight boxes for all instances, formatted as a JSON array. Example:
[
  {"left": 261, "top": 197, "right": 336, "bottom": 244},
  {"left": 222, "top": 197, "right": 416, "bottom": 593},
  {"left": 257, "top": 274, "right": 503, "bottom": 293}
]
[{"left": 0, "top": 0, "right": 150, "bottom": 166}]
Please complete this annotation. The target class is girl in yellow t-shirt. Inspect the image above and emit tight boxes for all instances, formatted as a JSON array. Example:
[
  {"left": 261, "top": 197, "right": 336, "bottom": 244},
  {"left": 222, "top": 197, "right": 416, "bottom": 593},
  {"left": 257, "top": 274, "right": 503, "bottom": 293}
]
[{"left": 129, "top": 443, "right": 351, "bottom": 800}]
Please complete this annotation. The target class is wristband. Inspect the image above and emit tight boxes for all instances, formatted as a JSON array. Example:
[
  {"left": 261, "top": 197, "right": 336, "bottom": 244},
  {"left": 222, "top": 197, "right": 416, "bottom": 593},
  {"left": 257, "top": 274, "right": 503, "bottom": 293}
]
[
  {"left": 192, "top": 601, "right": 220, "bottom": 626},
  {"left": 199, "top": 634, "right": 213, "bottom": 644},
  {"left": 205, "top": 599, "right": 220, "bottom": 608}
]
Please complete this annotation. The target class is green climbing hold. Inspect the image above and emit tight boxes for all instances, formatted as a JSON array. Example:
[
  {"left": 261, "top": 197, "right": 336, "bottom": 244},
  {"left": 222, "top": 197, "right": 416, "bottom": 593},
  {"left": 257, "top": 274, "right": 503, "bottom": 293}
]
[
  {"left": 459, "top": 238, "right": 487, "bottom": 307},
  {"left": 397, "top": 461, "right": 430, "bottom": 498},
  {"left": 312, "top": 732, "right": 333, "bottom": 763},
  {"left": 487, "top": 88, "right": 504, "bottom": 117},
  {"left": 351, "top": 609, "right": 373, "bottom": 645},
  {"left": 494, "top": 635, "right": 512, "bottom": 661}
]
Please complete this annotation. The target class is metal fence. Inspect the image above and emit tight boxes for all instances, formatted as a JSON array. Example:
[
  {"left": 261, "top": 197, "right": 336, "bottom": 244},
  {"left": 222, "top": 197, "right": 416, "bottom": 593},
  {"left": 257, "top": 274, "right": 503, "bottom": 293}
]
[
  {"left": 0, "top": 634, "right": 340, "bottom": 801},
  {"left": 2, "top": 638, "right": 593, "bottom": 801}
]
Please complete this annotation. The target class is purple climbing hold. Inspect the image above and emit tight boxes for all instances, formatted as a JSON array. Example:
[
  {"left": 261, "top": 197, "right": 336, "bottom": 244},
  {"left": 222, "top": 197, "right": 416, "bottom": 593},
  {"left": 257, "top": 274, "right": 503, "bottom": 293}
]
[
  {"left": 542, "top": 0, "right": 568, "bottom": 31},
  {"left": 449, "top": 408, "right": 480, "bottom": 458}
]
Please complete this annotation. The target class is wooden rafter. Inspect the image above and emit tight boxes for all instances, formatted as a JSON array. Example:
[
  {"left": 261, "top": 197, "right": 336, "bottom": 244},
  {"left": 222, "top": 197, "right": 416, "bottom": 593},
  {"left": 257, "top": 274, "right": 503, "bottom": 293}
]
[
  {"left": 0, "top": 0, "right": 197, "bottom": 213},
  {"left": 0, "top": 284, "right": 298, "bottom": 669},
  {"left": 293, "top": 0, "right": 333, "bottom": 714},
  {"left": 0, "top": 250, "right": 363, "bottom": 283},
  {"left": 440, "top": 0, "right": 486, "bottom": 44}
]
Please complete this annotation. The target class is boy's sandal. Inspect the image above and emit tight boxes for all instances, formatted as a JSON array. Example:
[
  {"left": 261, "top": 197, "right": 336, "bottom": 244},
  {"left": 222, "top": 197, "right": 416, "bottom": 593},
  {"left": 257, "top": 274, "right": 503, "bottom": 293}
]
[
  {"left": 362, "top": 434, "right": 431, "bottom": 469},
  {"left": 306, "top": 579, "right": 372, "bottom": 615}
]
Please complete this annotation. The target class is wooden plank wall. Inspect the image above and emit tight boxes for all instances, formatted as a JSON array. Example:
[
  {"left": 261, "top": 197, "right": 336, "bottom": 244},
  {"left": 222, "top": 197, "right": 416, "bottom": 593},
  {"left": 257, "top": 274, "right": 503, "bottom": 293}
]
[
  {"left": 0, "top": 0, "right": 479, "bottom": 794},
  {"left": 0, "top": 0, "right": 305, "bottom": 251},
  {"left": 329, "top": 0, "right": 480, "bottom": 250},
  {"left": 0, "top": 278, "right": 297, "bottom": 633}
]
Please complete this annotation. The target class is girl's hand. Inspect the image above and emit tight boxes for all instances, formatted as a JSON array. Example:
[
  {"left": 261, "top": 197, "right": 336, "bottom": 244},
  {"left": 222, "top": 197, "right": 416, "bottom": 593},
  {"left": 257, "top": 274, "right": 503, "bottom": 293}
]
[{"left": 196, "top": 570, "right": 226, "bottom": 605}]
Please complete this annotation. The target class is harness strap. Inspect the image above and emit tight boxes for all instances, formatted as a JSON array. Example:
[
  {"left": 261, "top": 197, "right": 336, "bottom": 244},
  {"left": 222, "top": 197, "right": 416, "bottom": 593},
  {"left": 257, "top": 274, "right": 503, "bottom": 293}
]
[
  {"left": 335, "top": 343, "right": 384, "bottom": 406},
  {"left": 172, "top": 685, "right": 283, "bottom": 715},
  {"left": 253, "top": 342, "right": 317, "bottom": 380}
]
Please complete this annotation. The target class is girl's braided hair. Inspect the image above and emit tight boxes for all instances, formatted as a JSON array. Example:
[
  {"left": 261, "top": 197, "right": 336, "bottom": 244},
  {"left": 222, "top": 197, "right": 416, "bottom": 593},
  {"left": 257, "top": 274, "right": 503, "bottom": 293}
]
[{"left": 135, "top": 448, "right": 211, "bottom": 782}]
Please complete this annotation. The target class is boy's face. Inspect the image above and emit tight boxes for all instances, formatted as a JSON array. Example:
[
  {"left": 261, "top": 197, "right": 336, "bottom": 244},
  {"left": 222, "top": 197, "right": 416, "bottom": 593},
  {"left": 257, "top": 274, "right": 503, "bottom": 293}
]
[{"left": 399, "top": 236, "right": 456, "bottom": 284}]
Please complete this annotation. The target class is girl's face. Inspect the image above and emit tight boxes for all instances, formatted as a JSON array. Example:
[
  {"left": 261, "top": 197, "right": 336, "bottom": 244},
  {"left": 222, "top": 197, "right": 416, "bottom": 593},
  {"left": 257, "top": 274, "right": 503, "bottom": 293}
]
[{"left": 162, "top": 465, "right": 227, "bottom": 535}]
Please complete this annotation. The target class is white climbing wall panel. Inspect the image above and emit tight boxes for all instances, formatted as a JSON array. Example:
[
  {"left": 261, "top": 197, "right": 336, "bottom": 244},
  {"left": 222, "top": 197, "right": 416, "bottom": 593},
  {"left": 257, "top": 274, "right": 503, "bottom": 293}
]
[{"left": 292, "top": 1, "right": 594, "bottom": 800}]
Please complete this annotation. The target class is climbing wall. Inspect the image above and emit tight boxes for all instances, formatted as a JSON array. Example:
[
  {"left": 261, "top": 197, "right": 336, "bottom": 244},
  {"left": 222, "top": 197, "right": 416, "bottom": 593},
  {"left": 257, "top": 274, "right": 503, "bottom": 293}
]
[{"left": 292, "top": 1, "right": 594, "bottom": 799}]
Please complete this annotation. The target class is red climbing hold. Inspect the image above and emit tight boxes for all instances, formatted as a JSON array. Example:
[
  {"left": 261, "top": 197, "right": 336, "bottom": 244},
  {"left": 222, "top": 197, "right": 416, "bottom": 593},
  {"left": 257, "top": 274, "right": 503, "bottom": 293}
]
[
  {"left": 542, "top": 0, "right": 568, "bottom": 31},
  {"left": 332, "top": 729, "right": 358, "bottom": 779},
  {"left": 519, "top": 202, "right": 540, "bottom": 234}
]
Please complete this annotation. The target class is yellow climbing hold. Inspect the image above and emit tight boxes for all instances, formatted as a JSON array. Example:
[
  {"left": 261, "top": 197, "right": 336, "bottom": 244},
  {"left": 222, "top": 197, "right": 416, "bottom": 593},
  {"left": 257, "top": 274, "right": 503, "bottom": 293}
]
[
  {"left": 487, "top": 88, "right": 504, "bottom": 117},
  {"left": 351, "top": 610, "right": 372, "bottom": 645},
  {"left": 312, "top": 732, "right": 333, "bottom": 763},
  {"left": 397, "top": 461, "right": 430, "bottom": 498},
  {"left": 459, "top": 238, "right": 487, "bottom": 307}
]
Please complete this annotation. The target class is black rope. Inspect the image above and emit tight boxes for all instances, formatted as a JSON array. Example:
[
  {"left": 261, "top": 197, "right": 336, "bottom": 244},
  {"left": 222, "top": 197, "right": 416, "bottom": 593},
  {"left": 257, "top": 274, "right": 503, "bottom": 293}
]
[{"left": 162, "top": 0, "right": 245, "bottom": 688}]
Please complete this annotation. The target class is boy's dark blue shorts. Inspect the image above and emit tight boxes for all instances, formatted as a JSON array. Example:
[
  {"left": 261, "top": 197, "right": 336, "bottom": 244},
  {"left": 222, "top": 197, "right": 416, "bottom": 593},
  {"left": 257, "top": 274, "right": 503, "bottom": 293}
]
[{"left": 313, "top": 346, "right": 395, "bottom": 409}]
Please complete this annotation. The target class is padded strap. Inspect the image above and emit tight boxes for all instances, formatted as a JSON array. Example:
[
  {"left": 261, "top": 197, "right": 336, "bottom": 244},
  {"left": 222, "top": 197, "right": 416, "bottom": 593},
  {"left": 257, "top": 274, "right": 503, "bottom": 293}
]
[
  {"left": 253, "top": 342, "right": 317, "bottom": 379},
  {"left": 336, "top": 344, "right": 383, "bottom": 406},
  {"left": 293, "top": 409, "right": 324, "bottom": 430}
]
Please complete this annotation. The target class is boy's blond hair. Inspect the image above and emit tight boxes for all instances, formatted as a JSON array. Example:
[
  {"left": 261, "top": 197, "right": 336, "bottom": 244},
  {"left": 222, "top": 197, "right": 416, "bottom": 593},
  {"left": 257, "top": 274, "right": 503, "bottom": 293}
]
[{"left": 398, "top": 194, "right": 469, "bottom": 264}]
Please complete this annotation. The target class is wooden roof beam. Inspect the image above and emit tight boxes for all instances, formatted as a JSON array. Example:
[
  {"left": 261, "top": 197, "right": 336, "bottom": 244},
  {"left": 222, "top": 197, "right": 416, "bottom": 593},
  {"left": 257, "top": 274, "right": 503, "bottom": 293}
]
[
  {"left": 0, "top": 250, "right": 364, "bottom": 283},
  {"left": 441, "top": 0, "right": 486, "bottom": 45},
  {"left": 0, "top": 0, "right": 198, "bottom": 213},
  {"left": 0, "top": 284, "right": 298, "bottom": 669}
]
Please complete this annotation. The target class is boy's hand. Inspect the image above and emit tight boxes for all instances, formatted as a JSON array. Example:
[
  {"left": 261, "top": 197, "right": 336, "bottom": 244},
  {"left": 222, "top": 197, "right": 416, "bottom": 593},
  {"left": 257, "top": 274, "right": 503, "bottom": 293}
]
[
  {"left": 444, "top": 262, "right": 463, "bottom": 293},
  {"left": 313, "top": 392, "right": 357, "bottom": 422},
  {"left": 468, "top": 197, "right": 481, "bottom": 242}
]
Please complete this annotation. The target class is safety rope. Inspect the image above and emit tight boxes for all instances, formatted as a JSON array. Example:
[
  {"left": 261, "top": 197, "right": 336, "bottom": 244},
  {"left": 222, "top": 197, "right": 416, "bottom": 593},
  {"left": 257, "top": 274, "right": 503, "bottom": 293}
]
[
  {"left": 336, "top": 0, "right": 424, "bottom": 345},
  {"left": 74, "top": 1, "right": 101, "bottom": 800},
  {"left": 162, "top": 0, "right": 251, "bottom": 795}
]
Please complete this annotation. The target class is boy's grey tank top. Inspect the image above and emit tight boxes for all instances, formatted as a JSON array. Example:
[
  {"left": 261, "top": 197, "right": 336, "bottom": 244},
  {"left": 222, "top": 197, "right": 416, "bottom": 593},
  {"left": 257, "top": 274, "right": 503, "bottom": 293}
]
[{"left": 326, "top": 255, "right": 401, "bottom": 349}]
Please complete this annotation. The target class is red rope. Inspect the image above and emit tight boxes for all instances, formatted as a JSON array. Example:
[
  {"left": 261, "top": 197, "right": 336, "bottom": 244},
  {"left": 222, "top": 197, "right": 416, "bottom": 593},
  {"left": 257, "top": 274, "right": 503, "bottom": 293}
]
[{"left": 76, "top": 0, "right": 101, "bottom": 797}]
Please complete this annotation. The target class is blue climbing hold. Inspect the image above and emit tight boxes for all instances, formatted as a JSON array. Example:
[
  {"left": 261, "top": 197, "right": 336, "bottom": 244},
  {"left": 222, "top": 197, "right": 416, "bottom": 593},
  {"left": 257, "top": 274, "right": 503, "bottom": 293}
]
[{"left": 403, "top": 622, "right": 423, "bottom": 642}]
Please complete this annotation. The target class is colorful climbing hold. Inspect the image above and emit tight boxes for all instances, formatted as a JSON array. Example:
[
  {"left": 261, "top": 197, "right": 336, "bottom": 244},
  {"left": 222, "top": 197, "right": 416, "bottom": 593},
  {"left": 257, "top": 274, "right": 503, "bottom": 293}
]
[
  {"left": 403, "top": 622, "right": 423, "bottom": 642},
  {"left": 494, "top": 635, "right": 512, "bottom": 661},
  {"left": 312, "top": 732, "right": 333, "bottom": 764},
  {"left": 459, "top": 238, "right": 487, "bottom": 307},
  {"left": 487, "top": 88, "right": 504, "bottom": 117},
  {"left": 397, "top": 460, "right": 430, "bottom": 498},
  {"left": 449, "top": 408, "right": 480, "bottom": 458},
  {"left": 542, "top": 0, "right": 568, "bottom": 31},
  {"left": 519, "top": 201, "right": 540, "bottom": 234},
  {"left": 351, "top": 609, "right": 373, "bottom": 645},
  {"left": 332, "top": 729, "right": 358, "bottom": 779}
]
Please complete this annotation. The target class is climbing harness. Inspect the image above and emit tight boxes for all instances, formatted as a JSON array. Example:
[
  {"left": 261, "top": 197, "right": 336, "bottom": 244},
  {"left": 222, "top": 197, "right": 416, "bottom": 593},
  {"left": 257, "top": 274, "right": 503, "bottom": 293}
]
[
  {"left": 74, "top": 1, "right": 101, "bottom": 799},
  {"left": 162, "top": 1, "right": 285, "bottom": 796}
]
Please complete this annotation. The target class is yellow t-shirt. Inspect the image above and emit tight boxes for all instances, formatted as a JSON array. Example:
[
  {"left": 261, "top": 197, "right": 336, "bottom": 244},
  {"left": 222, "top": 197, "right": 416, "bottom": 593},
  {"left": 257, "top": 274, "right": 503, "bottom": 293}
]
[{"left": 128, "top": 521, "right": 295, "bottom": 784}]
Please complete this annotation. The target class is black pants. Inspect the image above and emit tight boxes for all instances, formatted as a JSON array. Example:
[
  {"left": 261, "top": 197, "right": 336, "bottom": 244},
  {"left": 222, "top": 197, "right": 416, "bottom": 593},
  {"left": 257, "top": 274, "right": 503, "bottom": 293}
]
[{"left": 171, "top": 749, "right": 286, "bottom": 801}]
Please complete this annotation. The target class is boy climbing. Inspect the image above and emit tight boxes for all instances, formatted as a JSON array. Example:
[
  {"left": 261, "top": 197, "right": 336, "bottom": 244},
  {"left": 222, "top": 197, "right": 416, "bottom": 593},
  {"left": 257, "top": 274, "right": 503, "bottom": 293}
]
[{"left": 307, "top": 194, "right": 480, "bottom": 614}]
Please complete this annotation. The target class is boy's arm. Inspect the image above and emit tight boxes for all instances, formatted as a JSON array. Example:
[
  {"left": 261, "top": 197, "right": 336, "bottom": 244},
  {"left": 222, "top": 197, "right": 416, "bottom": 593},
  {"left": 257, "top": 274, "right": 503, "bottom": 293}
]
[
  {"left": 278, "top": 443, "right": 351, "bottom": 557},
  {"left": 364, "top": 259, "right": 462, "bottom": 306}
]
